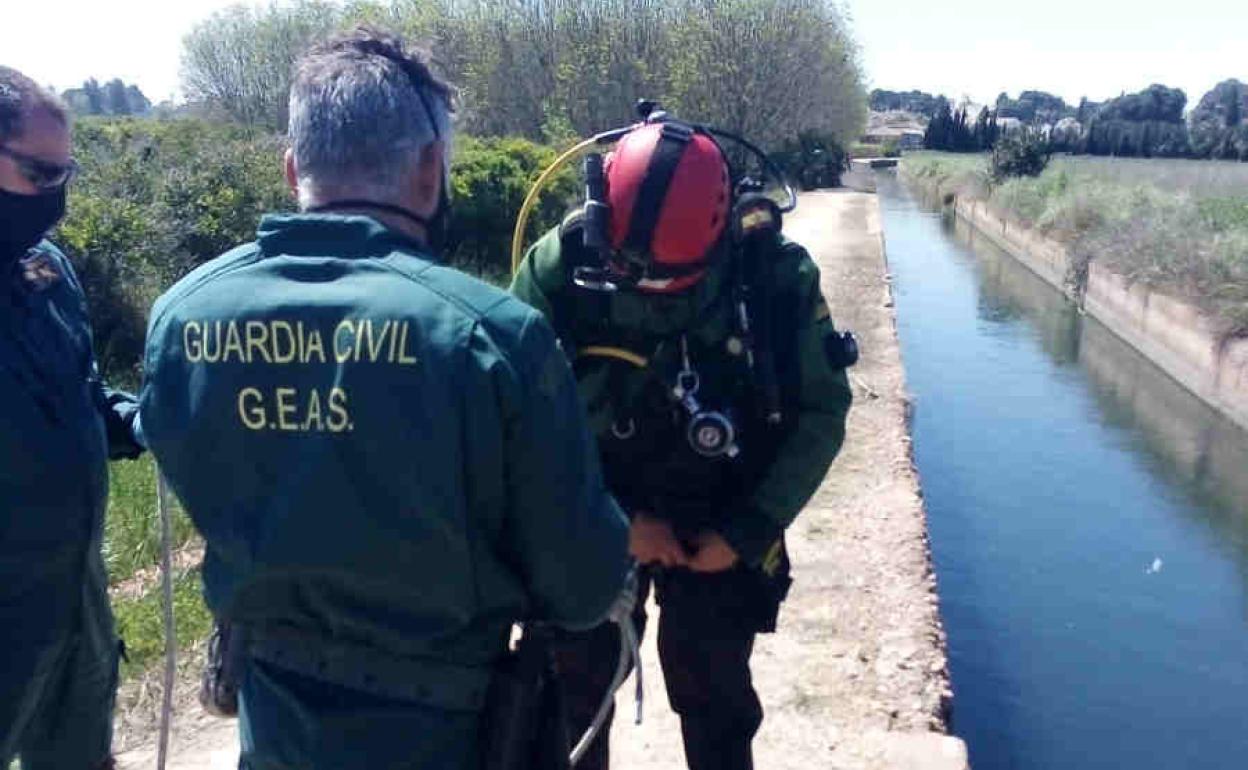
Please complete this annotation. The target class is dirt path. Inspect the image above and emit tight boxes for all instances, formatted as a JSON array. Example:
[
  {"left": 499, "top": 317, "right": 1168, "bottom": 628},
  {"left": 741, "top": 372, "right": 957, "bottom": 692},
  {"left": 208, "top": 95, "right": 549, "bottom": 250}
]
[{"left": 117, "top": 191, "right": 965, "bottom": 770}]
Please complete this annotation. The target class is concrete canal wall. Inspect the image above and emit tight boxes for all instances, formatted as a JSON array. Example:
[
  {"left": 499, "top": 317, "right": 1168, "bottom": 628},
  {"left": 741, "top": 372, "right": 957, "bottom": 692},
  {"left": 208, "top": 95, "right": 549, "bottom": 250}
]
[{"left": 906, "top": 170, "right": 1248, "bottom": 433}]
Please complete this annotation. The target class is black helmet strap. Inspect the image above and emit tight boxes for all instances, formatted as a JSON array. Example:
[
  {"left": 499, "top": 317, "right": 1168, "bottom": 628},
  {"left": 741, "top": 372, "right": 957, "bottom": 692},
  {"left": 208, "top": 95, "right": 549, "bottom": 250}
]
[{"left": 622, "top": 121, "right": 695, "bottom": 256}]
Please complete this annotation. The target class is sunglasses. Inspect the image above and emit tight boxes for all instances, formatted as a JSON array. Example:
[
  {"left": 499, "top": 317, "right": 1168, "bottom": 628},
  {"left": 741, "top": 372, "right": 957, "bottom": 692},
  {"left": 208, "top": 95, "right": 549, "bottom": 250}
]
[{"left": 0, "top": 145, "right": 79, "bottom": 191}]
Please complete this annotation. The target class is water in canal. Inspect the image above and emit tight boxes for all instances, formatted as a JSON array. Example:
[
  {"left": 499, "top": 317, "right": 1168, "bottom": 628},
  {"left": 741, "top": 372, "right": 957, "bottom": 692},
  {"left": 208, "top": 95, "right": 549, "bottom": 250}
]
[{"left": 876, "top": 172, "right": 1248, "bottom": 770}]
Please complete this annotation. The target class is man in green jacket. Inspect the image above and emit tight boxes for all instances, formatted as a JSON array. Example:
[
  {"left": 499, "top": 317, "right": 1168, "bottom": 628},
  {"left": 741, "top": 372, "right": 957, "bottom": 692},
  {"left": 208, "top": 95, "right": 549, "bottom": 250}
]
[
  {"left": 511, "top": 119, "right": 854, "bottom": 770},
  {"left": 139, "top": 28, "right": 631, "bottom": 770},
  {"left": 1, "top": 67, "right": 143, "bottom": 770}
]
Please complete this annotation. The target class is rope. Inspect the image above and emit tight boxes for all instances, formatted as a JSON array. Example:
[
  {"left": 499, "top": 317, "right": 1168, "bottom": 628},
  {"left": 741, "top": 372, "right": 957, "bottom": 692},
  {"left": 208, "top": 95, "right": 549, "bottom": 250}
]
[
  {"left": 509, "top": 127, "right": 634, "bottom": 277},
  {"left": 511, "top": 136, "right": 600, "bottom": 277},
  {"left": 568, "top": 614, "right": 643, "bottom": 766},
  {"left": 156, "top": 470, "right": 177, "bottom": 770}
]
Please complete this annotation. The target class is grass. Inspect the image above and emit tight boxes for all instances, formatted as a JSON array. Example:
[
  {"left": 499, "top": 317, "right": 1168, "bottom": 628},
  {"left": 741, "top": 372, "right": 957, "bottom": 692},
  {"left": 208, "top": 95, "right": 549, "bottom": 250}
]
[
  {"left": 104, "top": 455, "right": 198, "bottom": 582},
  {"left": 112, "top": 567, "right": 215, "bottom": 679},
  {"left": 903, "top": 152, "right": 1248, "bottom": 337},
  {"left": 105, "top": 457, "right": 211, "bottom": 683}
]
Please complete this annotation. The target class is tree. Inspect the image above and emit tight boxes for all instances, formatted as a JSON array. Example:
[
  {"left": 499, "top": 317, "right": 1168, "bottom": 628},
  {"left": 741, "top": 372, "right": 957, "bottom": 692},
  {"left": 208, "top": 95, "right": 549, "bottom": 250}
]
[
  {"left": 990, "top": 129, "right": 1049, "bottom": 183},
  {"left": 63, "top": 78, "right": 150, "bottom": 117},
  {"left": 922, "top": 99, "right": 987, "bottom": 153},
  {"left": 1190, "top": 80, "right": 1247, "bottom": 159},
  {"left": 1073, "top": 84, "right": 1194, "bottom": 159},
  {"left": 994, "top": 90, "right": 1070, "bottom": 125},
  {"left": 1098, "top": 84, "right": 1186, "bottom": 124},
  {"left": 924, "top": 99, "right": 954, "bottom": 150},
  {"left": 84, "top": 79, "right": 104, "bottom": 115},
  {"left": 181, "top": 1, "right": 343, "bottom": 129},
  {"left": 180, "top": 0, "right": 869, "bottom": 151},
  {"left": 1225, "top": 85, "right": 1242, "bottom": 128},
  {"left": 973, "top": 107, "right": 991, "bottom": 150},
  {"left": 105, "top": 79, "right": 132, "bottom": 116},
  {"left": 1075, "top": 97, "right": 1087, "bottom": 124},
  {"left": 870, "top": 89, "right": 943, "bottom": 117},
  {"left": 664, "top": 0, "right": 866, "bottom": 151}
]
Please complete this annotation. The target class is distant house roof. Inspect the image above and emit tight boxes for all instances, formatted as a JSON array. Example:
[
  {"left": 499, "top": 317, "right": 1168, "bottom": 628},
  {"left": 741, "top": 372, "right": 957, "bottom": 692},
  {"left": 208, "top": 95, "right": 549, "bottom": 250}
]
[
  {"left": 863, "top": 111, "right": 926, "bottom": 145},
  {"left": 867, "top": 110, "right": 927, "bottom": 133},
  {"left": 863, "top": 126, "right": 925, "bottom": 139}
]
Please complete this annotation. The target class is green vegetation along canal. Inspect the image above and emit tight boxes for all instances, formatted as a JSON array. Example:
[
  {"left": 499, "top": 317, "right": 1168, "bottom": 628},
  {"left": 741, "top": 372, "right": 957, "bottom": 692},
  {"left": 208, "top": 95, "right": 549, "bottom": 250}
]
[{"left": 877, "top": 171, "right": 1248, "bottom": 769}]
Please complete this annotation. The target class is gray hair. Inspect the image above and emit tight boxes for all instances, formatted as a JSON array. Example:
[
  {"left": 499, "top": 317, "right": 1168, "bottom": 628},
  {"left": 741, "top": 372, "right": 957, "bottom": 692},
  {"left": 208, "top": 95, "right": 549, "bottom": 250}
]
[
  {"left": 0, "top": 66, "right": 69, "bottom": 144},
  {"left": 288, "top": 27, "right": 454, "bottom": 207}
]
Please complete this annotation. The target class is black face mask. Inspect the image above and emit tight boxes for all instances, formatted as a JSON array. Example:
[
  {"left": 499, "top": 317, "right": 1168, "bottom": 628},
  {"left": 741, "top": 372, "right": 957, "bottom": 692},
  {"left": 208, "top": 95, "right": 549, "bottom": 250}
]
[
  {"left": 0, "top": 185, "right": 67, "bottom": 264},
  {"left": 425, "top": 179, "right": 452, "bottom": 255}
]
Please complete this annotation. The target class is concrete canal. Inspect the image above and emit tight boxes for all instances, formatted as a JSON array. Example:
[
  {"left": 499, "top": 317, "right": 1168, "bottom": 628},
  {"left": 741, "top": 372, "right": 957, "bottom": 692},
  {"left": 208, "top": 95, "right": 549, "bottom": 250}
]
[{"left": 880, "top": 171, "right": 1248, "bottom": 770}]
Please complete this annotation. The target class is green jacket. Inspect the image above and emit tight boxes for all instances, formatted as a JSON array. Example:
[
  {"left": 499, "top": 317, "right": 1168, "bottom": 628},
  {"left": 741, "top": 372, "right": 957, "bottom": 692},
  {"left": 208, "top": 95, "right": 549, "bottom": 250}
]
[
  {"left": 139, "top": 214, "right": 630, "bottom": 711},
  {"left": 1, "top": 240, "right": 139, "bottom": 752},
  {"left": 510, "top": 218, "right": 852, "bottom": 567}
]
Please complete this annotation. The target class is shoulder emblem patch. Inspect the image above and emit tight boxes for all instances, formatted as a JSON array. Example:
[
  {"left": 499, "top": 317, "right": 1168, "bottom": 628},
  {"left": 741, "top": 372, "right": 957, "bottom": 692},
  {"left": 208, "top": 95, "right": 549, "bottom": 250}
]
[{"left": 20, "top": 251, "right": 63, "bottom": 292}]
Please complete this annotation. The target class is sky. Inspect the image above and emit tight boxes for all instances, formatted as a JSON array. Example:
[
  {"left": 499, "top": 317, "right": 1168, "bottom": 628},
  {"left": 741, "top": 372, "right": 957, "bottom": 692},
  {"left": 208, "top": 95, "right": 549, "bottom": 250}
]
[
  {"left": 847, "top": 0, "right": 1248, "bottom": 108},
  {"left": 2, "top": 0, "right": 1246, "bottom": 110},
  {"left": 2, "top": 0, "right": 240, "bottom": 104}
]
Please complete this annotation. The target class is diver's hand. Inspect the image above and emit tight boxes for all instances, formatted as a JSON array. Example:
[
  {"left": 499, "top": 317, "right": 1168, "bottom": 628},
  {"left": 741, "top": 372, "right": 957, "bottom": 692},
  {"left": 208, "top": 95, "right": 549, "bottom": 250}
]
[
  {"left": 629, "top": 513, "right": 688, "bottom": 568},
  {"left": 687, "top": 531, "right": 739, "bottom": 573}
]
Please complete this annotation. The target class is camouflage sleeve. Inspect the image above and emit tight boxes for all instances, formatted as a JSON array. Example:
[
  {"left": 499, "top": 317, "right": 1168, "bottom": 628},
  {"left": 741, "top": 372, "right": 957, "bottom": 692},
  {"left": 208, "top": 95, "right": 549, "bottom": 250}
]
[
  {"left": 718, "top": 245, "right": 853, "bottom": 566},
  {"left": 509, "top": 227, "right": 571, "bottom": 341}
]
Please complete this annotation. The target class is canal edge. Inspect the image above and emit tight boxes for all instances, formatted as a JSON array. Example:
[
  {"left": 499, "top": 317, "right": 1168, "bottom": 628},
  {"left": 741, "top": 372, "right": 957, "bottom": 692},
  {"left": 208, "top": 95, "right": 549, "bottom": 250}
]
[
  {"left": 899, "top": 167, "right": 1248, "bottom": 433},
  {"left": 779, "top": 190, "right": 968, "bottom": 769},
  {"left": 868, "top": 192, "right": 968, "bottom": 768}
]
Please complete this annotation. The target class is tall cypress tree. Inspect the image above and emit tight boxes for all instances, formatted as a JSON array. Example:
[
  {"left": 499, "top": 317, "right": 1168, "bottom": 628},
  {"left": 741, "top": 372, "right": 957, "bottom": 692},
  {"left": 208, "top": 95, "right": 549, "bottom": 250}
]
[
  {"left": 974, "top": 107, "right": 990, "bottom": 150},
  {"left": 1226, "top": 87, "right": 1243, "bottom": 129}
]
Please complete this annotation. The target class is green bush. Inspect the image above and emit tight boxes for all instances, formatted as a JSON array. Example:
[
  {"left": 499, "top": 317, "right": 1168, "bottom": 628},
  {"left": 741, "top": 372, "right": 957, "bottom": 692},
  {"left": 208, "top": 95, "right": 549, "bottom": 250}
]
[
  {"left": 113, "top": 568, "right": 214, "bottom": 679},
  {"left": 450, "top": 135, "right": 578, "bottom": 283},
  {"left": 56, "top": 119, "right": 576, "bottom": 381},
  {"left": 990, "top": 130, "right": 1051, "bottom": 184},
  {"left": 57, "top": 118, "right": 292, "bottom": 384},
  {"left": 881, "top": 138, "right": 901, "bottom": 158},
  {"left": 773, "top": 132, "right": 847, "bottom": 191}
]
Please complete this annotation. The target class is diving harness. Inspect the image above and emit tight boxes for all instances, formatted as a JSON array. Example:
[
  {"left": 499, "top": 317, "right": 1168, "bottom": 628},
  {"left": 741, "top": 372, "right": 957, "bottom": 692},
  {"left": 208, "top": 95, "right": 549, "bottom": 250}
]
[{"left": 513, "top": 101, "right": 800, "bottom": 464}]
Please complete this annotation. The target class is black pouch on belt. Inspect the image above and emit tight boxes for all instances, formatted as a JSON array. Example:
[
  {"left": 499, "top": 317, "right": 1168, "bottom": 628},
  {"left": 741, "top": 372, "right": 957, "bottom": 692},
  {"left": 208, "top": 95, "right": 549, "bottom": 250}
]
[
  {"left": 481, "top": 626, "right": 571, "bottom": 770},
  {"left": 199, "top": 620, "right": 243, "bottom": 718}
]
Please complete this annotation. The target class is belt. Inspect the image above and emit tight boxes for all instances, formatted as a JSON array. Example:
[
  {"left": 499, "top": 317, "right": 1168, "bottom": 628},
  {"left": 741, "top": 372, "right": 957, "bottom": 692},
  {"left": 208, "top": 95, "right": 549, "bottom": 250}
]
[{"left": 241, "top": 623, "right": 494, "bottom": 713}]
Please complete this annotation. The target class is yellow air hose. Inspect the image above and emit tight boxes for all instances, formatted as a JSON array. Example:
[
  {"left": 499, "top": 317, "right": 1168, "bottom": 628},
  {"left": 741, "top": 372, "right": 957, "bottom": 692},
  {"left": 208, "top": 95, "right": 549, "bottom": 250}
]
[
  {"left": 510, "top": 125, "right": 634, "bottom": 278},
  {"left": 577, "top": 345, "right": 648, "bottom": 368},
  {"left": 510, "top": 136, "right": 600, "bottom": 278}
]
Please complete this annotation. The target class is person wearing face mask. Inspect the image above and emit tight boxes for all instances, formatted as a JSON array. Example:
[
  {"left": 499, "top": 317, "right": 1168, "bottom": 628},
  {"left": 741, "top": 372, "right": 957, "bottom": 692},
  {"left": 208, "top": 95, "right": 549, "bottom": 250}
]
[
  {"left": 138, "top": 28, "right": 631, "bottom": 770},
  {"left": 0, "top": 67, "right": 144, "bottom": 770}
]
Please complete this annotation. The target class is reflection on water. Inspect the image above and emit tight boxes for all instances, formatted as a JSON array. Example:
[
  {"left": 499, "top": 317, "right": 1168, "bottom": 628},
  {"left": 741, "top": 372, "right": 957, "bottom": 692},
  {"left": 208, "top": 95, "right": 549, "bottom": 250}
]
[
  {"left": 878, "top": 172, "right": 1248, "bottom": 770},
  {"left": 953, "top": 214, "right": 1248, "bottom": 529}
]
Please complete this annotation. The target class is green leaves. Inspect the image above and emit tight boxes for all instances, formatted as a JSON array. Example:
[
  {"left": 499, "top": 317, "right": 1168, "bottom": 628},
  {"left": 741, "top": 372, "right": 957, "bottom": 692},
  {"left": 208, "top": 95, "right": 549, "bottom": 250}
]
[
  {"left": 449, "top": 135, "right": 578, "bottom": 282},
  {"left": 178, "top": 0, "right": 867, "bottom": 151},
  {"left": 56, "top": 118, "right": 578, "bottom": 379},
  {"left": 55, "top": 119, "right": 293, "bottom": 382},
  {"left": 990, "top": 130, "right": 1051, "bottom": 184}
]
